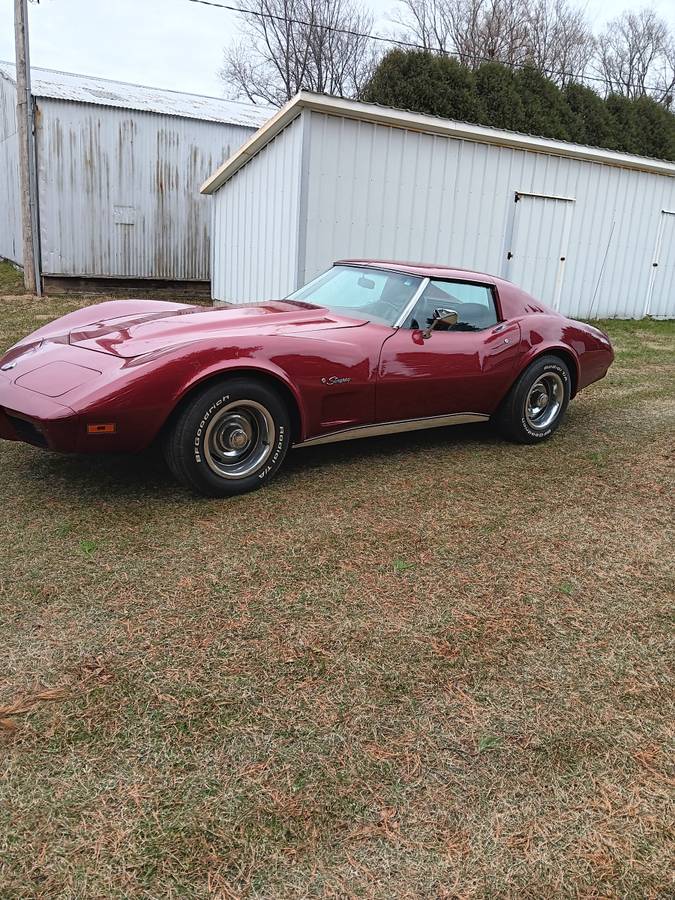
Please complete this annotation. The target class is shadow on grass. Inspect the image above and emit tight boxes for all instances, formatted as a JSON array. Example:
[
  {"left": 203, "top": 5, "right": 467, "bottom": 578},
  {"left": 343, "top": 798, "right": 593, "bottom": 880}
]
[
  {"left": 9, "top": 444, "right": 186, "bottom": 503},
  {"left": 8, "top": 422, "right": 501, "bottom": 500},
  {"left": 285, "top": 422, "right": 498, "bottom": 474}
]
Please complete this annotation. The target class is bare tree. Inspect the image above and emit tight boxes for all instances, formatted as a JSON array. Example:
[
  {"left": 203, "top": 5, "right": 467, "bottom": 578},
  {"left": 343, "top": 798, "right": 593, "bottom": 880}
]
[
  {"left": 526, "top": 0, "right": 593, "bottom": 85},
  {"left": 595, "top": 8, "right": 675, "bottom": 104},
  {"left": 219, "top": 0, "right": 377, "bottom": 105},
  {"left": 393, "top": 0, "right": 454, "bottom": 52},
  {"left": 448, "top": 0, "right": 530, "bottom": 69},
  {"left": 395, "top": 0, "right": 593, "bottom": 82}
]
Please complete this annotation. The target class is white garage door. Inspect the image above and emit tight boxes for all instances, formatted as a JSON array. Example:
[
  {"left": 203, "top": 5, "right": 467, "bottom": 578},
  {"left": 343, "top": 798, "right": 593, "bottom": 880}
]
[
  {"left": 505, "top": 191, "right": 575, "bottom": 311},
  {"left": 645, "top": 210, "right": 675, "bottom": 318}
]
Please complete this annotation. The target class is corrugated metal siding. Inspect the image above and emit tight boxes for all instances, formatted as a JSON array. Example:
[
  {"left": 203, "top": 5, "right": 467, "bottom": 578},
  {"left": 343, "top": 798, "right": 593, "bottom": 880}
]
[
  {"left": 0, "top": 73, "right": 22, "bottom": 265},
  {"left": 36, "top": 98, "right": 257, "bottom": 279},
  {"left": 211, "top": 115, "right": 303, "bottom": 302},
  {"left": 301, "top": 112, "right": 675, "bottom": 318},
  {"left": 0, "top": 62, "right": 273, "bottom": 128}
]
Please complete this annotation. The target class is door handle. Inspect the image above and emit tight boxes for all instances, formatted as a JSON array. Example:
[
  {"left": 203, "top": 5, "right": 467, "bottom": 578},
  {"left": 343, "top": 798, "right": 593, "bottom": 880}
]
[
  {"left": 506, "top": 251, "right": 513, "bottom": 260},
  {"left": 492, "top": 326, "right": 512, "bottom": 344}
]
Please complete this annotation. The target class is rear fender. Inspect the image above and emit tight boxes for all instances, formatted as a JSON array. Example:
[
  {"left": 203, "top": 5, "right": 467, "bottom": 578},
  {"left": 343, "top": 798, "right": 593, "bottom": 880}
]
[
  {"left": 510, "top": 316, "right": 581, "bottom": 398},
  {"left": 516, "top": 343, "right": 580, "bottom": 396}
]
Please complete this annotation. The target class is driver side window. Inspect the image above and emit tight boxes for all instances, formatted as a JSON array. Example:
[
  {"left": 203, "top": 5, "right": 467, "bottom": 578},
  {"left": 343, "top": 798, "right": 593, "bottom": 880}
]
[{"left": 405, "top": 280, "right": 498, "bottom": 332}]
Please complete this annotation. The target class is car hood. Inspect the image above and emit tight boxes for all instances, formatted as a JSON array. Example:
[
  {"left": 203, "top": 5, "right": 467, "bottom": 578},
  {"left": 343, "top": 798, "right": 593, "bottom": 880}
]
[{"left": 67, "top": 301, "right": 367, "bottom": 358}]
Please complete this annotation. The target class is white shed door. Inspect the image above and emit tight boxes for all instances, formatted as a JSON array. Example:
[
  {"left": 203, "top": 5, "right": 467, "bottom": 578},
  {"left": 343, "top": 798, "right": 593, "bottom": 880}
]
[
  {"left": 505, "top": 192, "right": 575, "bottom": 311},
  {"left": 645, "top": 210, "right": 675, "bottom": 318}
]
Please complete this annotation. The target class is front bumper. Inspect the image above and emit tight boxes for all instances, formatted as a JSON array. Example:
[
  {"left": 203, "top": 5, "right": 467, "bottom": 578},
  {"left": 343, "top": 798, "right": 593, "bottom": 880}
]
[
  {"left": 0, "top": 374, "right": 81, "bottom": 451},
  {"left": 0, "top": 345, "right": 169, "bottom": 455}
]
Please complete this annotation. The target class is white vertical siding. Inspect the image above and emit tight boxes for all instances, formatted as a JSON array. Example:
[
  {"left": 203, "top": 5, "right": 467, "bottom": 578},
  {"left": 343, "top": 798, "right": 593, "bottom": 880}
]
[
  {"left": 0, "top": 73, "right": 21, "bottom": 265},
  {"left": 300, "top": 112, "right": 675, "bottom": 319},
  {"left": 36, "top": 99, "right": 256, "bottom": 280},
  {"left": 211, "top": 115, "right": 304, "bottom": 302}
]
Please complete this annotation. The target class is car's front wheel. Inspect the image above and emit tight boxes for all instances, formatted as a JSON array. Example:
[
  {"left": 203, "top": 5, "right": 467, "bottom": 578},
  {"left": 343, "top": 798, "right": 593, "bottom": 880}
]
[
  {"left": 164, "top": 377, "right": 291, "bottom": 497},
  {"left": 496, "top": 355, "right": 571, "bottom": 443}
]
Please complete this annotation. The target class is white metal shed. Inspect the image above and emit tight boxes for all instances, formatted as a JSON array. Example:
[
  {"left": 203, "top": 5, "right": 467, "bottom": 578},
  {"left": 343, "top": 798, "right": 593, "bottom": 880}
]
[
  {"left": 0, "top": 63, "right": 273, "bottom": 287},
  {"left": 203, "top": 92, "right": 675, "bottom": 319}
]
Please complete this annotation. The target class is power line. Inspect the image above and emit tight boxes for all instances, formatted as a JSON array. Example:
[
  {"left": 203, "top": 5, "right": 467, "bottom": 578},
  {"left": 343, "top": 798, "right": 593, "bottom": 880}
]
[
  {"left": 188, "top": 0, "right": 426, "bottom": 52},
  {"left": 186, "top": 0, "right": 672, "bottom": 95}
]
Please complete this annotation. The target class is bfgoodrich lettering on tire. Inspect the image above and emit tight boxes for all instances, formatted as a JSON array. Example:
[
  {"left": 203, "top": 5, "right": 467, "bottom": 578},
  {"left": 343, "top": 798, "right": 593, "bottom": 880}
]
[
  {"left": 164, "top": 377, "right": 291, "bottom": 497},
  {"left": 496, "top": 355, "right": 571, "bottom": 444}
]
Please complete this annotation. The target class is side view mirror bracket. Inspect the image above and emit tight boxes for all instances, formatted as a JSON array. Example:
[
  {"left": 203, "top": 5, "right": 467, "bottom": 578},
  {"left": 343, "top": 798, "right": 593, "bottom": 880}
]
[{"left": 422, "top": 308, "right": 458, "bottom": 339}]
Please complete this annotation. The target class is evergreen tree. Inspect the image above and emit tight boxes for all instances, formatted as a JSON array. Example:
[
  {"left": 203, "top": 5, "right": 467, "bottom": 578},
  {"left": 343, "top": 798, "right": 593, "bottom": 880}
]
[
  {"left": 362, "top": 49, "right": 675, "bottom": 160},
  {"left": 630, "top": 96, "right": 675, "bottom": 159},
  {"left": 361, "top": 50, "right": 483, "bottom": 123},
  {"left": 513, "top": 65, "right": 572, "bottom": 140},
  {"left": 437, "top": 56, "right": 484, "bottom": 123},
  {"left": 361, "top": 50, "right": 441, "bottom": 115},
  {"left": 474, "top": 62, "right": 526, "bottom": 133},
  {"left": 563, "top": 83, "right": 617, "bottom": 149},
  {"left": 604, "top": 94, "right": 642, "bottom": 155}
]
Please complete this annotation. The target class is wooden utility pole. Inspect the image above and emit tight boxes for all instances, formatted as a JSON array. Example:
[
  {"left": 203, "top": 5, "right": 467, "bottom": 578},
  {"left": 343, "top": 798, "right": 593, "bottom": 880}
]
[{"left": 14, "top": 0, "right": 41, "bottom": 295}]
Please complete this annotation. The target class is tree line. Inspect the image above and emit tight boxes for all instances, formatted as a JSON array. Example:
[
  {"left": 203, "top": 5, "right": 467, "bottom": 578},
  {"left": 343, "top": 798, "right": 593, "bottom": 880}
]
[
  {"left": 392, "top": 0, "right": 674, "bottom": 102},
  {"left": 219, "top": 0, "right": 675, "bottom": 159},
  {"left": 362, "top": 51, "right": 675, "bottom": 160}
]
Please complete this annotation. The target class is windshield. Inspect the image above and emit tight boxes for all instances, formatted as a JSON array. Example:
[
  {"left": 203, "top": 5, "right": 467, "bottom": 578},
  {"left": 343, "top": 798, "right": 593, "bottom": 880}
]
[{"left": 286, "top": 266, "right": 423, "bottom": 326}]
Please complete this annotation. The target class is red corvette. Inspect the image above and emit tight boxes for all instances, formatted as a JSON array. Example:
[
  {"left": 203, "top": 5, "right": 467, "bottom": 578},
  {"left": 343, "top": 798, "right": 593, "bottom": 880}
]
[{"left": 0, "top": 260, "right": 613, "bottom": 497}]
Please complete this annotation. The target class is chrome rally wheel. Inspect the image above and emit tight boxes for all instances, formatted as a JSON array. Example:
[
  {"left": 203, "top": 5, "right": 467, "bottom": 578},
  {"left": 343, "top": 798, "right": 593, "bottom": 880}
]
[
  {"left": 524, "top": 372, "right": 565, "bottom": 432},
  {"left": 496, "top": 355, "right": 571, "bottom": 444},
  {"left": 203, "top": 400, "right": 275, "bottom": 479},
  {"left": 164, "top": 378, "right": 291, "bottom": 497}
]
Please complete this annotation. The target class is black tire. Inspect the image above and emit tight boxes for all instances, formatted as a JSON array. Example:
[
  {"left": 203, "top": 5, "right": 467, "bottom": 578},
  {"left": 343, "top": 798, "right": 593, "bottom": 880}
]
[
  {"left": 164, "top": 377, "right": 291, "bottom": 497},
  {"left": 496, "top": 355, "right": 571, "bottom": 444}
]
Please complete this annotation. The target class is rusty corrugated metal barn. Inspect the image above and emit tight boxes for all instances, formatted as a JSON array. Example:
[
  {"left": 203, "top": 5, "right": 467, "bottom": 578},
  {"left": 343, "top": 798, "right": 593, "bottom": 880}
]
[{"left": 0, "top": 63, "right": 272, "bottom": 288}]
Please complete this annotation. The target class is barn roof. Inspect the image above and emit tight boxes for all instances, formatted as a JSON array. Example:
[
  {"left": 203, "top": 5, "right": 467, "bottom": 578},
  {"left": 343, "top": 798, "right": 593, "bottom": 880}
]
[
  {"left": 201, "top": 91, "right": 675, "bottom": 194},
  {"left": 0, "top": 61, "right": 273, "bottom": 128}
]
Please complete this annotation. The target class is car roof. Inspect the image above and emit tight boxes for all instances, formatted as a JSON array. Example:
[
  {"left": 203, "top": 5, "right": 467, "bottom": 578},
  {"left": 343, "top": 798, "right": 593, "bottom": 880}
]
[
  {"left": 334, "top": 258, "right": 555, "bottom": 319},
  {"left": 336, "top": 258, "right": 508, "bottom": 285}
]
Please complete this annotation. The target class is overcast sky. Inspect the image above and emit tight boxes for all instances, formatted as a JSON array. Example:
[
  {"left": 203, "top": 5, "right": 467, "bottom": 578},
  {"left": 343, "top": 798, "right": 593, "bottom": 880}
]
[{"left": 1, "top": 0, "right": 674, "bottom": 100}]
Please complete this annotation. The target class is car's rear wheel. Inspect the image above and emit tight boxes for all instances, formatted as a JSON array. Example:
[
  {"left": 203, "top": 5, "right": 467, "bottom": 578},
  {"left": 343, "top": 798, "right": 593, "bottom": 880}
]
[
  {"left": 164, "top": 377, "right": 291, "bottom": 497},
  {"left": 496, "top": 355, "right": 571, "bottom": 443}
]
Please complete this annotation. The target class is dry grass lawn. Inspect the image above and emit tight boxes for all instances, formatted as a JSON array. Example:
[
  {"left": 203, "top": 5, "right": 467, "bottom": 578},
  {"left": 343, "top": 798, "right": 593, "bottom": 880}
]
[{"left": 0, "top": 263, "right": 673, "bottom": 897}]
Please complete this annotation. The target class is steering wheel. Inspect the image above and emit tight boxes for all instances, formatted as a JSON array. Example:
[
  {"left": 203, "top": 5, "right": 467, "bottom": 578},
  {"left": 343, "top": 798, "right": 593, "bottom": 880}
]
[{"left": 370, "top": 298, "right": 403, "bottom": 320}]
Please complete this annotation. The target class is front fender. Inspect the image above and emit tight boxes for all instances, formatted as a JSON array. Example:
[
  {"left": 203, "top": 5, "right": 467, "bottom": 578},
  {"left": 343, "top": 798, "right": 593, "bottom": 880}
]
[
  {"left": 174, "top": 358, "right": 307, "bottom": 437},
  {"left": 55, "top": 343, "right": 308, "bottom": 453}
]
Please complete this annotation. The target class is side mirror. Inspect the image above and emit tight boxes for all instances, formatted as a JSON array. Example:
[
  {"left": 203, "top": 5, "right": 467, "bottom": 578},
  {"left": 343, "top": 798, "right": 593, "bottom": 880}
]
[{"left": 423, "top": 308, "right": 458, "bottom": 339}]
